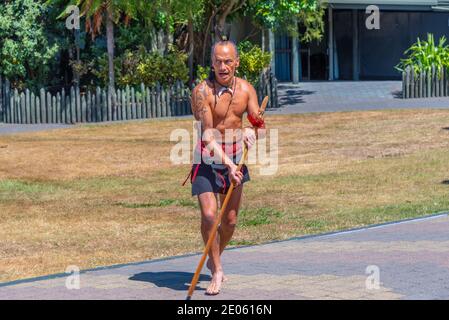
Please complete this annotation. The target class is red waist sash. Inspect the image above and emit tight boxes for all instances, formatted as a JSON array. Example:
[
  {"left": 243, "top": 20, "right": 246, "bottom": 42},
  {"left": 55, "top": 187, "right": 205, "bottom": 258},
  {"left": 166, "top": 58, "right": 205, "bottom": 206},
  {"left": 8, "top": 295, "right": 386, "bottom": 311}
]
[{"left": 181, "top": 141, "right": 242, "bottom": 186}]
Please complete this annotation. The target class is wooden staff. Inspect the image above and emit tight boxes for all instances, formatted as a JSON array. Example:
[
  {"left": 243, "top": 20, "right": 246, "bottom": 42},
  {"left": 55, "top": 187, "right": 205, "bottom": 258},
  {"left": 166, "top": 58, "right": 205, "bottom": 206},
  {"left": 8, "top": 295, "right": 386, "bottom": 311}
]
[{"left": 186, "top": 96, "right": 269, "bottom": 300}]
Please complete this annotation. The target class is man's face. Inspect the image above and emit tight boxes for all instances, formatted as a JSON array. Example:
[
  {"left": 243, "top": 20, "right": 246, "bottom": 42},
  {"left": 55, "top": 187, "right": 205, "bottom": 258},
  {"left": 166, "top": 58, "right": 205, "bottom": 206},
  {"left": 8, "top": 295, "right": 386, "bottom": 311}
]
[{"left": 212, "top": 44, "right": 239, "bottom": 86}]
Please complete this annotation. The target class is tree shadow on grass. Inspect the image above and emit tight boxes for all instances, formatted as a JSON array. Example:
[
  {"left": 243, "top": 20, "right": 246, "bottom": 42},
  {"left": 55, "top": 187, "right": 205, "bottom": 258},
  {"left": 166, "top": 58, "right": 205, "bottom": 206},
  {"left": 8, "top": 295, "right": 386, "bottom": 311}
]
[{"left": 129, "top": 271, "right": 211, "bottom": 291}]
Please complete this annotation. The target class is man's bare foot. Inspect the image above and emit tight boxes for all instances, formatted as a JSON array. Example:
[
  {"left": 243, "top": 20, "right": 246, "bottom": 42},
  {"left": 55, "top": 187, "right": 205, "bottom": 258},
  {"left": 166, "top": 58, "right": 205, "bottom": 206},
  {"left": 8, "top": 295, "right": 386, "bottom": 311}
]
[
  {"left": 206, "top": 269, "right": 224, "bottom": 295},
  {"left": 207, "top": 259, "right": 228, "bottom": 282}
]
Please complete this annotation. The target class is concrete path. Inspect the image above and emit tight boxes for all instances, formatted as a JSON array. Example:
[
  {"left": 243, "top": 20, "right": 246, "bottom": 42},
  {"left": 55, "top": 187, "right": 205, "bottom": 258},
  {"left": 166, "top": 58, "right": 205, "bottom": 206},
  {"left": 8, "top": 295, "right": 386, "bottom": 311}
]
[
  {"left": 1, "top": 213, "right": 448, "bottom": 300},
  {"left": 0, "top": 123, "right": 73, "bottom": 136},
  {"left": 269, "top": 81, "right": 449, "bottom": 114}
]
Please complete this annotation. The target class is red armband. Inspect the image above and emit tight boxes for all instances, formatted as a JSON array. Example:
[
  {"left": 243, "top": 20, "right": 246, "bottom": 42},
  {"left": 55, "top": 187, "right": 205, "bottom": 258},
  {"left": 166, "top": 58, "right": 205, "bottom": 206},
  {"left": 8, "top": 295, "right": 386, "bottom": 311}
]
[{"left": 247, "top": 112, "right": 265, "bottom": 129}]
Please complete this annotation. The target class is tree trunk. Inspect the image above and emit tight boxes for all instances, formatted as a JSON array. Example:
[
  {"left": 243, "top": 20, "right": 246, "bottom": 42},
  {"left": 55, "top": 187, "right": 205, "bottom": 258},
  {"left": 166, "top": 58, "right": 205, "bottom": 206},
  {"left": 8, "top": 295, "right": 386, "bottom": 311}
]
[
  {"left": 106, "top": 7, "right": 115, "bottom": 92},
  {"left": 159, "top": 30, "right": 166, "bottom": 53},
  {"left": 68, "top": 43, "right": 74, "bottom": 85},
  {"left": 214, "top": 0, "right": 238, "bottom": 42},
  {"left": 188, "top": 18, "right": 194, "bottom": 84},
  {"left": 261, "top": 28, "right": 265, "bottom": 52},
  {"left": 74, "top": 29, "right": 81, "bottom": 85},
  {"left": 201, "top": 6, "right": 215, "bottom": 66},
  {"left": 269, "top": 29, "right": 275, "bottom": 73},
  {"left": 166, "top": 29, "right": 173, "bottom": 54}
]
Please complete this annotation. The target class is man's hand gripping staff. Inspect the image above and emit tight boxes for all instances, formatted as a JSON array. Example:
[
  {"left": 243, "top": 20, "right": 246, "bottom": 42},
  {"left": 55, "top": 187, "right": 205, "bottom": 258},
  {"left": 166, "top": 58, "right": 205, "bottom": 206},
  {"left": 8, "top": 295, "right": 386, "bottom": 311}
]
[{"left": 186, "top": 96, "right": 269, "bottom": 300}]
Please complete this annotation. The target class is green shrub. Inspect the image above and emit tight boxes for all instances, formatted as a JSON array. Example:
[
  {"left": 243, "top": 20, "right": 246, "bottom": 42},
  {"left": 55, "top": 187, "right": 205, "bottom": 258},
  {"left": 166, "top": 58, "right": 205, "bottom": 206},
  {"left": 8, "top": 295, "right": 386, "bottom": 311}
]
[
  {"left": 93, "top": 46, "right": 189, "bottom": 87},
  {"left": 396, "top": 33, "right": 449, "bottom": 76},
  {"left": 196, "top": 65, "right": 210, "bottom": 82},
  {"left": 237, "top": 41, "right": 272, "bottom": 85},
  {"left": 137, "top": 47, "right": 189, "bottom": 86}
]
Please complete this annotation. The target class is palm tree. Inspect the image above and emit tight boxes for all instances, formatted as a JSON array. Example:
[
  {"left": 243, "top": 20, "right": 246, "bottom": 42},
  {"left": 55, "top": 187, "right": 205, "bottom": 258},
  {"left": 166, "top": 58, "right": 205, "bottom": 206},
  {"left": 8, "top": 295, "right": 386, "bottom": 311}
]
[{"left": 54, "top": 0, "right": 149, "bottom": 92}]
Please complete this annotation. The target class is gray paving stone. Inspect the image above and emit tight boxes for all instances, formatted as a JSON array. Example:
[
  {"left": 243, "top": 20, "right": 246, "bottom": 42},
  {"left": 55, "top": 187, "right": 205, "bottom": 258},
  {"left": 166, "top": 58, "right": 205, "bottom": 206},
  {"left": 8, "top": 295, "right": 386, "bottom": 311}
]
[
  {"left": 0, "top": 123, "right": 73, "bottom": 136},
  {"left": 269, "top": 81, "right": 449, "bottom": 115},
  {"left": 1, "top": 213, "right": 448, "bottom": 300}
]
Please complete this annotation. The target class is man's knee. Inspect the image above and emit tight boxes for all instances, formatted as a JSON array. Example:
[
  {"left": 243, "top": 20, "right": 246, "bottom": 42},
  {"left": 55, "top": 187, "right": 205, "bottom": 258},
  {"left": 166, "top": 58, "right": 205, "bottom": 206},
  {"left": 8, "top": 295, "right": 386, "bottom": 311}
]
[
  {"left": 222, "top": 212, "right": 238, "bottom": 229},
  {"left": 201, "top": 211, "right": 216, "bottom": 228}
]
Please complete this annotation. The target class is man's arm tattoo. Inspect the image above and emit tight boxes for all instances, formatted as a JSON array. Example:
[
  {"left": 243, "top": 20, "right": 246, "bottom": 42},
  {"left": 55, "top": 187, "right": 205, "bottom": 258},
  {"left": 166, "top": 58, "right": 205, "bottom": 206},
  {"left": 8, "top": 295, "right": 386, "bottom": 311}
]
[{"left": 193, "top": 86, "right": 208, "bottom": 120}]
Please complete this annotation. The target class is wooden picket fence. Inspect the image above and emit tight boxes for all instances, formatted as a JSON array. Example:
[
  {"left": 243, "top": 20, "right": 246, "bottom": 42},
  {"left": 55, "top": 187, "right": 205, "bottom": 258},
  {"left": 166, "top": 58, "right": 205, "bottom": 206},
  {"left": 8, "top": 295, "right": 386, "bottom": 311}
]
[
  {"left": 402, "top": 65, "right": 449, "bottom": 99},
  {"left": 0, "top": 71, "right": 279, "bottom": 124},
  {"left": 0, "top": 78, "right": 191, "bottom": 124}
]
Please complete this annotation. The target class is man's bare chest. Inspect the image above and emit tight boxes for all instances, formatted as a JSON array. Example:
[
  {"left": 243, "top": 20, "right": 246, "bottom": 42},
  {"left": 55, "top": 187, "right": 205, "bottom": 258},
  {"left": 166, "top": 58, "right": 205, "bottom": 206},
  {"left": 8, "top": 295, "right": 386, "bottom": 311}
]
[{"left": 206, "top": 92, "right": 247, "bottom": 120}]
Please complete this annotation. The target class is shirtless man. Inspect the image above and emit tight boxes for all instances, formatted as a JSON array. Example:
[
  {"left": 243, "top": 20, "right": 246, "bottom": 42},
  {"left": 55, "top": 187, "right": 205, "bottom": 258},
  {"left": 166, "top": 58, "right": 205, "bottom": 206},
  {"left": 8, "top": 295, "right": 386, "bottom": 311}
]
[{"left": 188, "top": 40, "right": 264, "bottom": 295}]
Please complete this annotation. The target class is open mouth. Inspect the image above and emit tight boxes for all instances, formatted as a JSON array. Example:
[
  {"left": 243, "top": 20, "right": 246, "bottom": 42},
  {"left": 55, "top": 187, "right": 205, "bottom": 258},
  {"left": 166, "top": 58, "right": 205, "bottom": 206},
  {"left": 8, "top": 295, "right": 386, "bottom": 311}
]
[{"left": 219, "top": 72, "right": 229, "bottom": 78}]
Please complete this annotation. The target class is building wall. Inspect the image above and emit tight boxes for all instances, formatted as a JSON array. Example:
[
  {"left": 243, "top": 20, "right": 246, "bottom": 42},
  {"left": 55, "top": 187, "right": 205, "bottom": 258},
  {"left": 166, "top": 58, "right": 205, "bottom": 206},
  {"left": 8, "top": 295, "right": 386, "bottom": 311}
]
[
  {"left": 272, "top": 8, "right": 449, "bottom": 82},
  {"left": 334, "top": 10, "right": 449, "bottom": 80},
  {"left": 334, "top": 10, "right": 354, "bottom": 80}
]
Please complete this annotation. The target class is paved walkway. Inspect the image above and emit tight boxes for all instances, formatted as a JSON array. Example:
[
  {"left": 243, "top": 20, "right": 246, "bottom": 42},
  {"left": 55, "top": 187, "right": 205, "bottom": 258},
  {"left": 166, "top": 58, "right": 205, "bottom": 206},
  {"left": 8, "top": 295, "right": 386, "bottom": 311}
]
[
  {"left": 0, "top": 123, "right": 73, "bottom": 136},
  {"left": 1, "top": 213, "right": 448, "bottom": 300},
  {"left": 269, "top": 81, "right": 449, "bottom": 114}
]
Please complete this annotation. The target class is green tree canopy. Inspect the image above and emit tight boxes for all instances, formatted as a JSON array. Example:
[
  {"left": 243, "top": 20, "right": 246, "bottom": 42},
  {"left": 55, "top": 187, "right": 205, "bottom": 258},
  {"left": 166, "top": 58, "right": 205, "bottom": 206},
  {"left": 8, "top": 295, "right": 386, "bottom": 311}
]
[
  {"left": 246, "top": 0, "right": 324, "bottom": 42},
  {"left": 0, "top": 0, "right": 59, "bottom": 88}
]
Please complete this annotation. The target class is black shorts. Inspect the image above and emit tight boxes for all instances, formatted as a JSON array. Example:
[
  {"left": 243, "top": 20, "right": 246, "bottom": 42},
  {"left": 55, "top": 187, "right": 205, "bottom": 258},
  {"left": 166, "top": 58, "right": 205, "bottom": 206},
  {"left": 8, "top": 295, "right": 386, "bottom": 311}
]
[{"left": 191, "top": 163, "right": 250, "bottom": 196}]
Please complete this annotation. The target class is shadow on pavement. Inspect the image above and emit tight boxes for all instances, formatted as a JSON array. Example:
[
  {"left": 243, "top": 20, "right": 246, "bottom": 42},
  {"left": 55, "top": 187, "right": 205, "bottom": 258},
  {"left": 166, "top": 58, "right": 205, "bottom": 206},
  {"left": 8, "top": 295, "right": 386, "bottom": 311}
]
[
  {"left": 278, "top": 89, "right": 315, "bottom": 106},
  {"left": 392, "top": 90, "right": 403, "bottom": 99},
  {"left": 129, "top": 271, "right": 211, "bottom": 291}
]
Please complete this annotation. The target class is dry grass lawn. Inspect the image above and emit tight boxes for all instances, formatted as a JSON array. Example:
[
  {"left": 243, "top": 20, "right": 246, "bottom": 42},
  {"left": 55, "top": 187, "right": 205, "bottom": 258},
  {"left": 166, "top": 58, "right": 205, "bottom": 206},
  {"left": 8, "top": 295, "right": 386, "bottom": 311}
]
[{"left": 1, "top": 109, "right": 449, "bottom": 282}]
